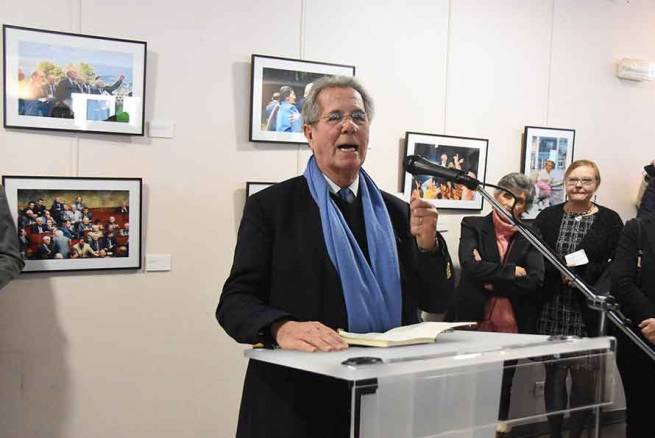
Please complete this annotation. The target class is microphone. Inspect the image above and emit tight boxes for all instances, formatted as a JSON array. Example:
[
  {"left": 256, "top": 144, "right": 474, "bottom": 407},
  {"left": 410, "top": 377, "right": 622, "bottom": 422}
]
[{"left": 403, "top": 155, "right": 480, "bottom": 190}]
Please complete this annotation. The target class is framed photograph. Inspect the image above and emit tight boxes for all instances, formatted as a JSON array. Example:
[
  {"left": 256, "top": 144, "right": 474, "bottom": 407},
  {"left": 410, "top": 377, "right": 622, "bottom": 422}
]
[
  {"left": 246, "top": 181, "right": 275, "bottom": 197},
  {"left": 521, "top": 126, "right": 575, "bottom": 218},
  {"left": 1, "top": 175, "right": 142, "bottom": 273},
  {"left": 249, "top": 54, "right": 355, "bottom": 144},
  {"left": 403, "top": 132, "right": 488, "bottom": 210},
  {"left": 3, "top": 24, "right": 146, "bottom": 135}
]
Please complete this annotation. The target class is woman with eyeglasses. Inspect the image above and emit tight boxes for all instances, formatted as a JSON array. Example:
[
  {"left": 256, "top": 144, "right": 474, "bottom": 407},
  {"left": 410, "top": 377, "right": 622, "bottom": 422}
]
[{"left": 533, "top": 159, "right": 623, "bottom": 438}]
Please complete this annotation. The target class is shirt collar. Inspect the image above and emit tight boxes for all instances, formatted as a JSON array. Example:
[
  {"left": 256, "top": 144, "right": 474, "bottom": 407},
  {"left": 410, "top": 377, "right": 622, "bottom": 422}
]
[{"left": 323, "top": 173, "right": 359, "bottom": 198}]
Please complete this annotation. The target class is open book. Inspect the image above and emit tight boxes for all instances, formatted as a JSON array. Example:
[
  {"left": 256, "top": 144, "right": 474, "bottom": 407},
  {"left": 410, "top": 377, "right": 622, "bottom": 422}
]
[{"left": 338, "top": 321, "right": 476, "bottom": 348}]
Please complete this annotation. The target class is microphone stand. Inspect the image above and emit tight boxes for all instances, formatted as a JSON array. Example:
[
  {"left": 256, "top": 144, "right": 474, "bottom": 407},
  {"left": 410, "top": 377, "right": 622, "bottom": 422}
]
[{"left": 476, "top": 184, "right": 653, "bottom": 437}]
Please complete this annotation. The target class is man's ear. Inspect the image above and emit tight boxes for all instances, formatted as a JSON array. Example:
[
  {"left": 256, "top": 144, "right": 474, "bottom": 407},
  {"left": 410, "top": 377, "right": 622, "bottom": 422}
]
[{"left": 303, "top": 124, "right": 313, "bottom": 146}]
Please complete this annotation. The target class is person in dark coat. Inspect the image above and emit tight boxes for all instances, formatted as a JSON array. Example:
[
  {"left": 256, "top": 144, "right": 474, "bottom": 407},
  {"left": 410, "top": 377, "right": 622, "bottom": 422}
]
[
  {"left": 611, "top": 212, "right": 655, "bottom": 437},
  {"left": 533, "top": 159, "right": 623, "bottom": 438},
  {"left": 217, "top": 76, "right": 454, "bottom": 438},
  {"left": 448, "top": 172, "right": 544, "bottom": 433},
  {"left": 636, "top": 160, "right": 655, "bottom": 218}
]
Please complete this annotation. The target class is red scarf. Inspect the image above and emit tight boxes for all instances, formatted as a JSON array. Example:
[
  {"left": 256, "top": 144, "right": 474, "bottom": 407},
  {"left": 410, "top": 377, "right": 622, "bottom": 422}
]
[{"left": 479, "top": 211, "right": 519, "bottom": 333}]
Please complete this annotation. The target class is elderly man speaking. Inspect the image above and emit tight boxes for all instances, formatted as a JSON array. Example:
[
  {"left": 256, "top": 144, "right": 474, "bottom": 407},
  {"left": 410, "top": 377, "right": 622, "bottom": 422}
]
[{"left": 217, "top": 76, "right": 454, "bottom": 438}]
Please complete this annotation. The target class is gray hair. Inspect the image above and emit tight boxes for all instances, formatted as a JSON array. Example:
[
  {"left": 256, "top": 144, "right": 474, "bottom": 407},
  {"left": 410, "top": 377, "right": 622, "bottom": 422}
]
[
  {"left": 301, "top": 75, "right": 374, "bottom": 125},
  {"left": 495, "top": 172, "right": 535, "bottom": 210}
]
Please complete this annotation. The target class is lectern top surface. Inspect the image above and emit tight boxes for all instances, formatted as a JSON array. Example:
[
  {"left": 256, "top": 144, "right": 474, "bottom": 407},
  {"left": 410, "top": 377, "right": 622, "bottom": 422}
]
[{"left": 244, "top": 331, "right": 612, "bottom": 381}]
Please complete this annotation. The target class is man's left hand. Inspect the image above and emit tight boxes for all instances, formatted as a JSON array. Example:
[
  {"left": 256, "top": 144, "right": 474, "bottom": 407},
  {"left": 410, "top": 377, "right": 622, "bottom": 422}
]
[{"left": 410, "top": 195, "right": 438, "bottom": 252}]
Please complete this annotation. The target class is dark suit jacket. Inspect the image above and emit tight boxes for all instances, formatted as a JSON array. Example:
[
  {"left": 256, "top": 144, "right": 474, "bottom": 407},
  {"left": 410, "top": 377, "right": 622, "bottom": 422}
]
[
  {"left": 89, "top": 239, "right": 102, "bottom": 253},
  {"left": 447, "top": 214, "right": 544, "bottom": 333},
  {"left": 54, "top": 77, "right": 82, "bottom": 103},
  {"left": 217, "top": 176, "right": 454, "bottom": 438},
  {"left": 533, "top": 203, "right": 623, "bottom": 336},
  {"left": 36, "top": 243, "right": 53, "bottom": 260},
  {"left": 611, "top": 213, "right": 655, "bottom": 326}
]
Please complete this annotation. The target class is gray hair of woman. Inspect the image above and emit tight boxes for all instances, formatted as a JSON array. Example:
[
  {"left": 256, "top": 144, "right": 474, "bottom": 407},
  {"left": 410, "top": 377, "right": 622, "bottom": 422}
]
[
  {"left": 495, "top": 172, "right": 536, "bottom": 211},
  {"left": 301, "top": 75, "right": 375, "bottom": 125}
]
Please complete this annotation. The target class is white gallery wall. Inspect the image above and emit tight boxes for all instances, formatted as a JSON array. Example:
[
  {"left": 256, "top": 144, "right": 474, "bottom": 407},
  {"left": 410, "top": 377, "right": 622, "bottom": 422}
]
[{"left": 0, "top": 0, "right": 653, "bottom": 437}]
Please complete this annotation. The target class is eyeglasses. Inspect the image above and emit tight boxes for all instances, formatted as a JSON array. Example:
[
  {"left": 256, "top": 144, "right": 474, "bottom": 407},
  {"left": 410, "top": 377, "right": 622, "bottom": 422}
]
[
  {"left": 317, "top": 110, "right": 368, "bottom": 126},
  {"left": 566, "top": 177, "right": 596, "bottom": 186}
]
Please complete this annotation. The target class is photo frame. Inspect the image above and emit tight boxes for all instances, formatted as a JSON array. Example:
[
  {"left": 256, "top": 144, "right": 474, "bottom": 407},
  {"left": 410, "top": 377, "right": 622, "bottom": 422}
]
[
  {"left": 403, "top": 132, "right": 488, "bottom": 210},
  {"left": 521, "top": 126, "right": 576, "bottom": 219},
  {"left": 2, "top": 175, "right": 142, "bottom": 273},
  {"left": 249, "top": 54, "right": 355, "bottom": 144},
  {"left": 3, "top": 24, "right": 147, "bottom": 135},
  {"left": 246, "top": 181, "right": 275, "bottom": 197}
]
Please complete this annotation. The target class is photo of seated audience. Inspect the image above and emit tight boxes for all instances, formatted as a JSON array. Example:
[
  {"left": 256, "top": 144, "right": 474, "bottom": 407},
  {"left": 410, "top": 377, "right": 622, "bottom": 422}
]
[{"left": 14, "top": 189, "right": 131, "bottom": 261}]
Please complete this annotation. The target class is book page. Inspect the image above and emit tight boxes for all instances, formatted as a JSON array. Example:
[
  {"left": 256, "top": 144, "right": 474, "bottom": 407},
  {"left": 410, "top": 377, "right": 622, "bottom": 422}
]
[{"left": 339, "top": 321, "right": 476, "bottom": 343}]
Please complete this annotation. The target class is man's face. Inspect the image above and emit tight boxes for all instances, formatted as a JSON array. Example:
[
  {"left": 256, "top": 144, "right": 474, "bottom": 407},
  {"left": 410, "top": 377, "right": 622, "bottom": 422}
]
[{"left": 303, "top": 87, "right": 369, "bottom": 186}]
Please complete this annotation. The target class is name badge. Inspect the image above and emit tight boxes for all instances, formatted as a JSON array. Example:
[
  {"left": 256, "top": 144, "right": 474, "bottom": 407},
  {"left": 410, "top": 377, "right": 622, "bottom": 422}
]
[{"left": 565, "top": 249, "right": 589, "bottom": 267}]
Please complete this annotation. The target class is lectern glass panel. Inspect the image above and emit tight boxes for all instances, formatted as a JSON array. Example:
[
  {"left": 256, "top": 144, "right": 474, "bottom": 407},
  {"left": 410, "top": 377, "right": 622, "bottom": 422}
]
[{"left": 244, "top": 331, "right": 616, "bottom": 438}]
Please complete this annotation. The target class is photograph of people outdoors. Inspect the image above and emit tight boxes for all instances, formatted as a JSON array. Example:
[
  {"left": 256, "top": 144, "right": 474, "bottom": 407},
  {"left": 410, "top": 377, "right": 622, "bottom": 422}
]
[
  {"left": 3, "top": 25, "right": 146, "bottom": 135},
  {"left": 522, "top": 126, "right": 576, "bottom": 218},
  {"left": 2, "top": 176, "right": 141, "bottom": 272},
  {"left": 404, "top": 132, "right": 488, "bottom": 210},
  {"left": 16, "top": 43, "right": 131, "bottom": 121},
  {"left": 249, "top": 54, "right": 355, "bottom": 143}
]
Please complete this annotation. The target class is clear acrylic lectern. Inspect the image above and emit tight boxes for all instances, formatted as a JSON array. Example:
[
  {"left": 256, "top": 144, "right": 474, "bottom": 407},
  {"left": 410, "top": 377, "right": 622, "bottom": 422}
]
[{"left": 245, "top": 330, "right": 616, "bottom": 437}]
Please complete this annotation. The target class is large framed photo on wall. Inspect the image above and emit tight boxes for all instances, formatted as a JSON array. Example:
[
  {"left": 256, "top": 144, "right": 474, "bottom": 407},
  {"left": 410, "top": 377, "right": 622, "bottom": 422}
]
[
  {"left": 2, "top": 176, "right": 142, "bottom": 273},
  {"left": 521, "top": 126, "right": 575, "bottom": 219},
  {"left": 249, "top": 54, "right": 355, "bottom": 144},
  {"left": 3, "top": 25, "right": 147, "bottom": 135},
  {"left": 403, "top": 132, "right": 488, "bottom": 210}
]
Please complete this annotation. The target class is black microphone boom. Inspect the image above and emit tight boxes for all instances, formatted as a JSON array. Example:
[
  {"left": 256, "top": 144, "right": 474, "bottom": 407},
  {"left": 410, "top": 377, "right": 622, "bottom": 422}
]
[{"left": 403, "top": 155, "right": 480, "bottom": 190}]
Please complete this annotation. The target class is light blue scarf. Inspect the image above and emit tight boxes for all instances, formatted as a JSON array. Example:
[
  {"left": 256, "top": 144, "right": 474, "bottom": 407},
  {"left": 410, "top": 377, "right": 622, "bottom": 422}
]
[{"left": 303, "top": 156, "right": 401, "bottom": 333}]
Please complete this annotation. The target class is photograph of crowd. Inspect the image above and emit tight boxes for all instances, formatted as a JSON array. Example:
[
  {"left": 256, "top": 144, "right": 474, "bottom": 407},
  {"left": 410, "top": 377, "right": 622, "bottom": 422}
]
[
  {"left": 522, "top": 126, "right": 576, "bottom": 218},
  {"left": 15, "top": 190, "right": 131, "bottom": 262},
  {"left": 3, "top": 25, "right": 146, "bottom": 135},
  {"left": 404, "top": 132, "right": 488, "bottom": 210},
  {"left": 410, "top": 143, "right": 480, "bottom": 201},
  {"left": 250, "top": 54, "right": 355, "bottom": 143}
]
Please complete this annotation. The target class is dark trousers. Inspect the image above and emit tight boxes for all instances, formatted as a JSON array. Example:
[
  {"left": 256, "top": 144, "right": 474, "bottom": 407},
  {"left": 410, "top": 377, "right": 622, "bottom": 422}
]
[
  {"left": 498, "top": 360, "right": 518, "bottom": 421},
  {"left": 544, "top": 360, "right": 597, "bottom": 438},
  {"left": 616, "top": 331, "right": 655, "bottom": 438}
]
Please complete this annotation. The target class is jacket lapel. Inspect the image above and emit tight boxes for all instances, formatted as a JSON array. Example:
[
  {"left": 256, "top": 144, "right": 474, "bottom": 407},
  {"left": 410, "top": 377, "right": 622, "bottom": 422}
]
[{"left": 480, "top": 214, "right": 501, "bottom": 262}]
